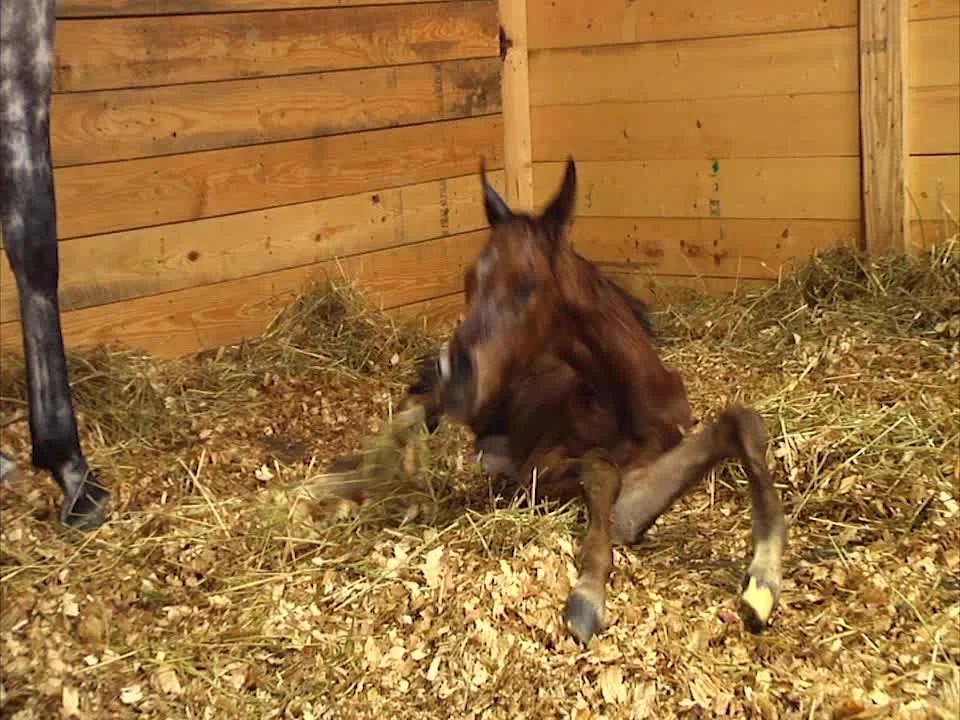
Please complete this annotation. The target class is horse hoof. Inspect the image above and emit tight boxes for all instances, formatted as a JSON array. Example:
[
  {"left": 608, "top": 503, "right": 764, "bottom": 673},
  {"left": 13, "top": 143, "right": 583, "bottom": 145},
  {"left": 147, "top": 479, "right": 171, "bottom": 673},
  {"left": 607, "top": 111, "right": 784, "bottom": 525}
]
[
  {"left": 739, "top": 567, "right": 781, "bottom": 634},
  {"left": 564, "top": 586, "right": 604, "bottom": 645},
  {"left": 60, "top": 476, "right": 111, "bottom": 531}
]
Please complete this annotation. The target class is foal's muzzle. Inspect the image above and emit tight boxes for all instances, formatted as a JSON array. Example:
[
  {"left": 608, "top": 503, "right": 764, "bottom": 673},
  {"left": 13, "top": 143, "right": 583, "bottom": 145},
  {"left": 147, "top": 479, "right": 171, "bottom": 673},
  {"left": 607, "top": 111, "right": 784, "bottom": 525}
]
[{"left": 439, "top": 332, "right": 477, "bottom": 422}]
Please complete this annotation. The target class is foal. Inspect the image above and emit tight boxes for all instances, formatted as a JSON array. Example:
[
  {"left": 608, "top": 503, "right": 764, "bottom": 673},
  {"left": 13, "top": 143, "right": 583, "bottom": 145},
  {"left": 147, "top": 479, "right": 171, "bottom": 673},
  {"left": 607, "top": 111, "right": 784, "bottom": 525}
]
[{"left": 399, "top": 158, "right": 787, "bottom": 644}]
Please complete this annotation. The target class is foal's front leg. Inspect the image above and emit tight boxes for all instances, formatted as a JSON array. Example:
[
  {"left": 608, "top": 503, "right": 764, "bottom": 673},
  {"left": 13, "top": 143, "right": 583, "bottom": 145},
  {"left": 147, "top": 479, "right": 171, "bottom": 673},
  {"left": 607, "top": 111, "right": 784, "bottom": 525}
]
[{"left": 563, "top": 450, "right": 622, "bottom": 645}]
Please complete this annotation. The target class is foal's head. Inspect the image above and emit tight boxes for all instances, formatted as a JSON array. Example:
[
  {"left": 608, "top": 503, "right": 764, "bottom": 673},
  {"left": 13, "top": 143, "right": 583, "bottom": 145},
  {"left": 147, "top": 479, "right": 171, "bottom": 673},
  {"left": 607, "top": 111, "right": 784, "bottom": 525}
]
[{"left": 439, "top": 157, "right": 578, "bottom": 422}]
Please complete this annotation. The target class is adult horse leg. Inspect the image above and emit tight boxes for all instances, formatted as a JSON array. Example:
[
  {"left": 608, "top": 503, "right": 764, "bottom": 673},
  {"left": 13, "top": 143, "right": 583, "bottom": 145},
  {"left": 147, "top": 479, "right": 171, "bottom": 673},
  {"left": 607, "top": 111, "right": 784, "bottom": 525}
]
[
  {"left": 0, "top": 0, "right": 110, "bottom": 529},
  {"left": 610, "top": 406, "right": 786, "bottom": 633}
]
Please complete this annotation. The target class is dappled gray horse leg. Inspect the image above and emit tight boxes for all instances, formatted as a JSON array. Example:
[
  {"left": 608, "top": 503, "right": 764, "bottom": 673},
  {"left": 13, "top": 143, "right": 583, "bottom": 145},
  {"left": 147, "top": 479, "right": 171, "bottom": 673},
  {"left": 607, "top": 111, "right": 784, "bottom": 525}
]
[
  {"left": 610, "top": 406, "right": 786, "bottom": 632},
  {"left": 0, "top": 1, "right": 110, "bottom": 529}
]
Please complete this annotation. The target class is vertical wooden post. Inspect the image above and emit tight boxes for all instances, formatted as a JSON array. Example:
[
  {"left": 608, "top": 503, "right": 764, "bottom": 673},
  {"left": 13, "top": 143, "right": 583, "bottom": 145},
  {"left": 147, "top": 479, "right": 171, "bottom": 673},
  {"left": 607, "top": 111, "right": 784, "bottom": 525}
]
[
  {"left": 859, "top": 0, "right": 910, "bottom": 255},
  {"left": 498, "top": 0, "right": 534, "bottom": 211}
]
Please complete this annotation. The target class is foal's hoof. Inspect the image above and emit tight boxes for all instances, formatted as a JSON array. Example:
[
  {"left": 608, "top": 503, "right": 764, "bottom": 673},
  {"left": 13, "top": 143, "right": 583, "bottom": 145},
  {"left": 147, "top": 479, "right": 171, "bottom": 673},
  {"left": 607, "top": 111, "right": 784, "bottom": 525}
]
[
  {"left": 564, "top": 586, "right": 605, "bottom": 645},
  {"left": 739, "top": 566, "right": 781, "bottom": 634},
  {"left": 61, "top": 476, "right": 111, "bottom": 531}
]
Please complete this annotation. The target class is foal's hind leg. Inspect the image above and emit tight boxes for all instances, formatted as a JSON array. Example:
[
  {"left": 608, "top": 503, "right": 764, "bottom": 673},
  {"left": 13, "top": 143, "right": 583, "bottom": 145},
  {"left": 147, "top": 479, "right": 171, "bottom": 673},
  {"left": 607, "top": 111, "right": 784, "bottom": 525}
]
[
  {"left": 610, "top": 406, "right": 786, "bottom": 632},
  {"left": 562, "top": 450, "right": 622, "bottom": 645}
]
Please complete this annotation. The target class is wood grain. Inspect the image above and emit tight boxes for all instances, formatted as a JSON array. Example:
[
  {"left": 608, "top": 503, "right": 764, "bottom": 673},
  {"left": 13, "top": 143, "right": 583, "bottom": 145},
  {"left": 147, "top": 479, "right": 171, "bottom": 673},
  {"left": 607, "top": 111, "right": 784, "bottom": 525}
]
[
  {"left": 498, "top": 0, "right": 535, "bottom": 211},
  {"left": 57, "top": 0, "right": 454, "bottom": 15},
  {"left": 52, "top": 114, "right": 504, "bottom": 239},
  {"left": 566, "top": 217, "right": 861, "bottom": 279},
  {"left": 908, "top": 154, "right": 960, "bottom": 220},
  {"left": 388, "top": 291, "right": 465, "bottom": 329},
  {"left": 522, "top": 0, "right": 955, "bottom": 52},
  {"left": 908, "top": 16, "right": 960, "bottom": 88},
  {"left": 908, "top": 0, "right": 960, "bottom": 20},
  {"left": 910, "top": 86, "right": 960, "bottom": 155},
  {"left": 533, "top": 159, "right": 862, "bottom": 220},
  {"left": 529, "top": 28, "right": 858, "bottom": 106},
  {"left": 1, "top": 230, "right": 488, "bottom": 359},
  {"left": 608, "top": 272, "right": 774, "bottom": 304},
  {"left": 527, "top": 0, "right": 857, "bottom": 50},
  {"left": 53, "top": 2, "right": 499, "bottom": 92},
  {"left": 860, "top": 0, "right": 908, "bottom": 255},
  {"left": 0, "top": 172, "right": 505, "bottom": 323},
  {"left": 51, "top": 58, "right": 502, "bottom": 166},
  {"left": 908, "top": 219, "right": 960, "bottom": 252},
  {"left": 532, "top": 93, "right": 860, "bottom": 161}
]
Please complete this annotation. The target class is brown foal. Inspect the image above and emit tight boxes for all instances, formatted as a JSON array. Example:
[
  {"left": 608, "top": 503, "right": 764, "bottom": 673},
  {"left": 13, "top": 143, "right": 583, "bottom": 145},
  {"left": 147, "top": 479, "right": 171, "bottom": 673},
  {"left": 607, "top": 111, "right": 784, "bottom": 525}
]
[{"left": 393, "top": 157, "right": 787, "bottom": 644}]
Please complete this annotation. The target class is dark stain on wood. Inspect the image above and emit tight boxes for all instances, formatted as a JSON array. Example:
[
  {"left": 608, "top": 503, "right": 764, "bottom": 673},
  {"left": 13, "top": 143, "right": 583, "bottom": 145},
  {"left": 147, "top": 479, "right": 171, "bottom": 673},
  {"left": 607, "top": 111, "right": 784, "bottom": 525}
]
[
  {"left": 642, "top": 241, "right": 664, "bottom": 258},
  {"left": 680, "top": 239, "right": 705, "bottom": 258},
  {"left": 444, "top": 58, "right": 502, "bottom": 117}
]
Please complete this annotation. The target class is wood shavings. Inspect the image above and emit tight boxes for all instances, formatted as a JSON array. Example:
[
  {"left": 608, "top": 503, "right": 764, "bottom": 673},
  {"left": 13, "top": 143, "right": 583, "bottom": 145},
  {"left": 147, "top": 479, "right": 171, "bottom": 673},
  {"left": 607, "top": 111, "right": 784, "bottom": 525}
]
[{"left": 1, "top": 244, "right": 959, "bottom": 718}]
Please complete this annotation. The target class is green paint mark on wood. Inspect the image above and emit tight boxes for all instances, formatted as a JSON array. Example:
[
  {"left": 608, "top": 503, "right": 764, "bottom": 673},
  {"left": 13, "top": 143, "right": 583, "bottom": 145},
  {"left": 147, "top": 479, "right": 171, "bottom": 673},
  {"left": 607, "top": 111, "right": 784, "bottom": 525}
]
[{"left": 711, "top": 159, "right": 720, "bottom": 174}]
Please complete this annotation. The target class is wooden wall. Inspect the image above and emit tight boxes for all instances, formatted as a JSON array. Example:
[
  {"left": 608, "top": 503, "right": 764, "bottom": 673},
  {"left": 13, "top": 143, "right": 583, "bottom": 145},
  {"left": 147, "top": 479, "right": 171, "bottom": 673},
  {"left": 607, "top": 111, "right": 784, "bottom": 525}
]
[
  {"left": 0, "top": 0, "right": 504, "bottom": 358},
  {"left": 907, "top": 3, "right": 960, "bottom": 250},
  {"left": 526, "top": 0, "right": 958, "bottom": 298},
  {"left": 1, "top": 2, "right": 957, "bottom": 360}
]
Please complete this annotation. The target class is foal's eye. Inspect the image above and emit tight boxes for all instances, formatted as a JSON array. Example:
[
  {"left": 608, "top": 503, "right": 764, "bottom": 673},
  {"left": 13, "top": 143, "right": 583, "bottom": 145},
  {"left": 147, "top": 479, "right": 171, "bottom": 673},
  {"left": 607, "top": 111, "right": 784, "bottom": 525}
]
[{"left": 515, "top": 281, "right": 535, "bottom": 302}]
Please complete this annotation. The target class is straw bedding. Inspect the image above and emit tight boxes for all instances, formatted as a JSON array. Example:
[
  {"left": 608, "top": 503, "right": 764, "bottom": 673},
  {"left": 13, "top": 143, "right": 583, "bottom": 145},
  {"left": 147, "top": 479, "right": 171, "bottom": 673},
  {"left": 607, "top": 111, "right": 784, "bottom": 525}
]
[{"left": 1, "top": 238, "right": 958, "bottom": 720}]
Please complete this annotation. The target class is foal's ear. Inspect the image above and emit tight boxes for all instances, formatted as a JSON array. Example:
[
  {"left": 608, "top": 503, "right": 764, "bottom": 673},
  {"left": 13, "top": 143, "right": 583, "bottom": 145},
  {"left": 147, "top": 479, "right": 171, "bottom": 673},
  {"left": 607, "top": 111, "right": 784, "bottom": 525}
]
[
  {"left": 541, "top": 156, "right": 577, "bottom": 240},
  {"left": 480, "top": 157, "right": 512, "bottom": 227}
]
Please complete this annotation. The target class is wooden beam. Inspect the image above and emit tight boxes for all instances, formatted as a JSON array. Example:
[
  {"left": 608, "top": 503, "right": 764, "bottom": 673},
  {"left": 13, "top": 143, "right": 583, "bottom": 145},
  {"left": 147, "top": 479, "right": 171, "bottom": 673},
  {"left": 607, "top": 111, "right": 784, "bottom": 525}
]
[
  {"left": 498, "top": 0, "right": 534, "bottom": 211},
  {"left": 52, "top": 4, "right": 499, "bottom": 92},
  {"left": 51, "top": 115, "right": 504, "bottom": 239},
  {"left": 859, "top": 0, "right": 910, "bottom": 255},
  {"left": 50, "top": 58, "right": 503, "bottom": 167},
  {"left": 530, "top": 28, "right": 860, "bottom": 107},
  {"left": 533, "top": 158, "right": 862, "bottom": 221}
]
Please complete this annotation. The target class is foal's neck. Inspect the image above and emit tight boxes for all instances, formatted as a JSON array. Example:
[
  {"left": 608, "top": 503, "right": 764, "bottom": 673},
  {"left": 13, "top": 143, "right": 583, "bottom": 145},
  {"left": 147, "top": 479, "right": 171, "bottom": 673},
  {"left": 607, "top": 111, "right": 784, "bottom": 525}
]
[
  {"left": 552, "top": 248, "right": 649, "bottom": 381},
  {"left": 551, "top": 245, "right": 690, "bottom": 443}
]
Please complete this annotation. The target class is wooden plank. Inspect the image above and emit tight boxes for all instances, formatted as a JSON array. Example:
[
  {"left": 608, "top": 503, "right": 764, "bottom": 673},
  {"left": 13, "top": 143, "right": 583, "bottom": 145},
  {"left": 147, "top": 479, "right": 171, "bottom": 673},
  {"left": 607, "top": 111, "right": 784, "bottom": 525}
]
[
  {"left": 532, "top": 93, "right": 860, "bottom": 162},
  {"left": 0, "top": 230, "right": 488, "bottom": 359},
  {"left": 61, "top": 0, "right": 951, "bottom": 28},
  {"left": 533, "top": 159, "right": 862, "bottom": 220},
  {"left": 566, "top": 217, "right": 861, "bottom": 279},
  {"left": 389, "top": 273, "right": 795, "bottom": 331},
  {"left": 608, "top": 272, "right": 774, "bottom": 304},
  {"left": 388, "top": 291, "right": 465, "bottom": 329},
  {"left": 860, "top": 0, "right": 909, "bottom": 256},
  {"left": 908, "top": 219, "right": 960, "bottom": 252},
  {"left": 909, "top": 0, "right": 960, "bottom": 20},
  {"left": 498, "top": 0, "right": 534, "bottom": 210},
  {"left": 51, "top": 58, "right": 502, "bottom": 166},
  {"left": 52, "top": 114, "right": 504, "bottom": 239},
  {"left": 529, "top": 28, "right": 858, "bottom": 106},
  {"left": 907, "top": 154, "right": 960, "bottom": 220},
  {"left": 56, "top": 0, "right": 453, "bottom": 16},
  {"left": 527, "top": 0, "right": 857, "bottom": 51},
  {"left": 0, "top": 171, "right": 505, "bottom": 323},
  {"left": 908, "top": 17, "right": 960, "bottom": 88},
  {"left": 910, "top": 86, "right": 960, "bottom": 154},
  {"left": 53, "top": 2, "right": 499, "bottom": 92}
]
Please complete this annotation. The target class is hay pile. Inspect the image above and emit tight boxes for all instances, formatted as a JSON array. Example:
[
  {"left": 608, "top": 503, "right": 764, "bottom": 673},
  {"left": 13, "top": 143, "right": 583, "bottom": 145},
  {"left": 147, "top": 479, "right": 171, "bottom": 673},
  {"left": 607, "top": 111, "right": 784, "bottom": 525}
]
[{"left": 1, "top": 241, "right": 958, "bottom": 720}]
